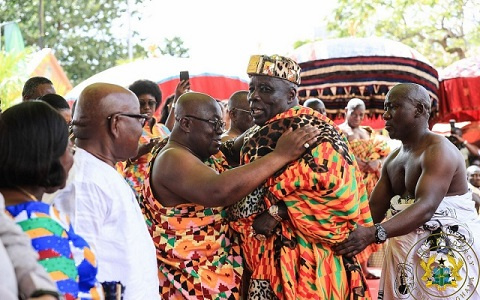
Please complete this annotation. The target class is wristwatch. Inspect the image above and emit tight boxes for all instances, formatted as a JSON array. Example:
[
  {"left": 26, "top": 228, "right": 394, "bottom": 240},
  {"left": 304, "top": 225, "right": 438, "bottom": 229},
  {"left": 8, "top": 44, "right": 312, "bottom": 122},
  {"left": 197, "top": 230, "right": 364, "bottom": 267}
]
[
  {"left": 268, "top": 205, "right": 283, "bottom": 222},
  {"left": 374, "top": 223, "right": 387, "bottom": 244}
]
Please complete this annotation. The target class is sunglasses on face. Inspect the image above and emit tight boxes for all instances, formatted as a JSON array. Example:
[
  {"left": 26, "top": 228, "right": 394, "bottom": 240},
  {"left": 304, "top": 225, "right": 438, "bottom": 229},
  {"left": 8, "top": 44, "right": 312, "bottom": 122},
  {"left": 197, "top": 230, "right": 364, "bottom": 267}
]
[
  {"left": 140, "top": 100, "right": 157, "bottom": 107},
  {"left": 184, "top": 115, "right": 226, "bottom": 132}
]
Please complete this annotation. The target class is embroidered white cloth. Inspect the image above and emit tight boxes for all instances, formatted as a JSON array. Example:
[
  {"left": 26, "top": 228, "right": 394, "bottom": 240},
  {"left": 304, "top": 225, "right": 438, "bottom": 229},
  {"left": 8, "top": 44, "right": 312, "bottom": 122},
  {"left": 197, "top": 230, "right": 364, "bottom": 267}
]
[{"left": 379, "top": 192, "right": 480, "bottom": 300}]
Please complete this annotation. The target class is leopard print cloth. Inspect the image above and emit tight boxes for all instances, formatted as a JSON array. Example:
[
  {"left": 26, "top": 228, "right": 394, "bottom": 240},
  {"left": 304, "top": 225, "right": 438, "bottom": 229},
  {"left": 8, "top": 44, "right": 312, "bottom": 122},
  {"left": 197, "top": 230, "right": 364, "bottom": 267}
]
[{"left": 228, "top": 112, "right": 354, "bottom": 221}]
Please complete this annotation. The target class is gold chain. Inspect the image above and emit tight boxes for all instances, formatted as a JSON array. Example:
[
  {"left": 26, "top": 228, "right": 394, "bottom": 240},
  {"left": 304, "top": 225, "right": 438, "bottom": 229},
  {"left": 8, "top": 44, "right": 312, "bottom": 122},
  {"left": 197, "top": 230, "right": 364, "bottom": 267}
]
[{"left": 16, "top": 186, "right": 37, "bottom": 201}]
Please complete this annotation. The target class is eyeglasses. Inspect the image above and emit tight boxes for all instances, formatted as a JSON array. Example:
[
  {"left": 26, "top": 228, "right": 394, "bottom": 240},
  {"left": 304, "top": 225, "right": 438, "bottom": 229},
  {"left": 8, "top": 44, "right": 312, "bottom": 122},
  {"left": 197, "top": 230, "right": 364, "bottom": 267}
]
[
  {"left": 232, "top": 108, "right": 252, "bottom": 115},
  {"left": 107, "top": 113, "right": 148, "bottom": 126},
  {"left": 139, "top": 100, "right": 157, "bottom": 107},
  {"left": 184, "top": 115, "right": 226, "bottom": 132}
]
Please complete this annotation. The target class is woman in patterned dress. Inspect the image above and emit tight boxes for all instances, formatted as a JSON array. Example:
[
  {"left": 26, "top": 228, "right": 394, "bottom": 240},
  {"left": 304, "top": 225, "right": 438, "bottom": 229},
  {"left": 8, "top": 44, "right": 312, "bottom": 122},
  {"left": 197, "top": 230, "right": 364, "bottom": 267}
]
[{"left": 0, "top": 101, "right": 103, "bottom": 300}]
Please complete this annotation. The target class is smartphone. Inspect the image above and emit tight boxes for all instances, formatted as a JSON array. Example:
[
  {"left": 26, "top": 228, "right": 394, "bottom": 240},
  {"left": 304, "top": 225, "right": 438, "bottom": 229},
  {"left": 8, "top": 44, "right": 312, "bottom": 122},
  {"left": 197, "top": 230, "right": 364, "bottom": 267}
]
[
  {"left": 180, "top": 71, "right": 189, "bottom": 81},
  {"left": 449, "top": 119, "right": 456, "bottom": 134}
]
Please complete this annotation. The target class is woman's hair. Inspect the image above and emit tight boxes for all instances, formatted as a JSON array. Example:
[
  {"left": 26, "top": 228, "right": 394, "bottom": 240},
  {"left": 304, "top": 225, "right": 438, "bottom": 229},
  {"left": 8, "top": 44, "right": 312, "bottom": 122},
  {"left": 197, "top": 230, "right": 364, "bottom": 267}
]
[
  {"left": 0, "top": 101, "right": 69, "bottom": 189},
  {"left": 128, "top": 79, "right": 162, "bottom": 110},
  {"left": 159, "top": 94, "right": 175, "bottom": 124}
]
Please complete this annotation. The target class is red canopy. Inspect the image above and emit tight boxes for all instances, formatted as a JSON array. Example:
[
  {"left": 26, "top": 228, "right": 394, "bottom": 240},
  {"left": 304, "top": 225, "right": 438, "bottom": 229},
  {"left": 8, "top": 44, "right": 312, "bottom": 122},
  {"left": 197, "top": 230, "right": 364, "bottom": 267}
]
[
  {"left": 65, "top": 56, "right": 249, "bottom": 118},
  {"left": 438, "top": 56, "right": 480, "bottom": 122}
]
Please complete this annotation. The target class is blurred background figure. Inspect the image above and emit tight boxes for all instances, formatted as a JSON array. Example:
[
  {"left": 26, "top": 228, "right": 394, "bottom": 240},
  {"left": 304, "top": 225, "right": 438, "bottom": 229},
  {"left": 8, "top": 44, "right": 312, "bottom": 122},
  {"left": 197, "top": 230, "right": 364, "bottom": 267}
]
[
  {"left": 303, "top": 97, "right": 326, "bottom": 116},
  {"left": 38, "top": 93, "right": 72, "bottom": 124},
  {"left": 448, "top": 126, "right": 480, "bottom": 167},
  {"left": 159, "top": 94, "right": 175, "bottom": 125},
  {"left": 221, "top": 90, "right": 254, "bottom": 142},
  {"left": 339, "top": 98, "right": 390, "bottom": 195},
  {"left": 339, "top": 97, "right": 390, "bottom": 279},
  {"left": 0, "top": 101, "right": 103, "bottom": 299},
  {"left": 22, "top": 77, "right": 56, "bottom": 101},
  {"left": 120, "top": 79, "right": 170, "bottom": 197},
  {"left": 467, "top": 165, "right": 480, "bottom": 212},
  {"left": 218, "top": 100, "right": 230, "bottom": 132}
]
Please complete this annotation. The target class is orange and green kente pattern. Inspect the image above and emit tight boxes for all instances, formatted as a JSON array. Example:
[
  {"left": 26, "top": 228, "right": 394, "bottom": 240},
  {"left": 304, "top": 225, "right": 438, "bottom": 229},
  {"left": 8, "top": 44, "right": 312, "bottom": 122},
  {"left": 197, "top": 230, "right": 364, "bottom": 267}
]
[
  {"left": 348, "top": 127, "right": 390, "bottom": 197},
  {"left": 119, "top": 120, "right": 170, "bottom": 196},
  {"left": 229, "top": 106, "right": 373, "bottom": 300},
  {"left": 140, "top": 147, "right": 243, "bottom": 299}
]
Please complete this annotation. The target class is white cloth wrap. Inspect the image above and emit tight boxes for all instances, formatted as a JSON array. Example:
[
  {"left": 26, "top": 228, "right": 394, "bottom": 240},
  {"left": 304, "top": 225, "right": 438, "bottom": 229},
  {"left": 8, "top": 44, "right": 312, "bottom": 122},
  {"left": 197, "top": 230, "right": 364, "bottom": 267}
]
[{"left": 379, "top": 192, "right": 480, "bottom": 300}]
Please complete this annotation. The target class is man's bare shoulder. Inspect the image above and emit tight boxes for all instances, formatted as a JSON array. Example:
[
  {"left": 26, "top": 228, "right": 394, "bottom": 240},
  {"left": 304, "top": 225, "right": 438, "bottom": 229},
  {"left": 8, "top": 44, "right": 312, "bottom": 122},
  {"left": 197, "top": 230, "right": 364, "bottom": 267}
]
[
  {"left": 420, "top": 132, "right": 466, "bottom": 169},
  {"left": 154, "top": 145, "right": 199, "bottom": 170},
  {"left": 424, "top": 132, "right": 459, "bottom": 155}
]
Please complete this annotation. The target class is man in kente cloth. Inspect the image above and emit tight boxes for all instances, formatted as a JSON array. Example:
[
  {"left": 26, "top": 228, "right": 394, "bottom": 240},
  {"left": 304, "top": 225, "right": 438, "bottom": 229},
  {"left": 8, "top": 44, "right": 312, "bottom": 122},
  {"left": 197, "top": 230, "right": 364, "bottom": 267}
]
[
  {"left": 222, "top": 54, "right": 373, "bottom": 299},
  {"left": 141, "top": 92, "right": 319, "bottom": 299}
]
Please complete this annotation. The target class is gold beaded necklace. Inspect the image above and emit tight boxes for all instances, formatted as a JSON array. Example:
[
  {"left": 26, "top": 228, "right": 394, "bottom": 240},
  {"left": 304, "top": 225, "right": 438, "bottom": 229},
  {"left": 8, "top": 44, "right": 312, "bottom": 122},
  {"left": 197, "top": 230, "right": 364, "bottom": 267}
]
[{"left": 16, "top": 186, "right": 38, "bottom": 201}]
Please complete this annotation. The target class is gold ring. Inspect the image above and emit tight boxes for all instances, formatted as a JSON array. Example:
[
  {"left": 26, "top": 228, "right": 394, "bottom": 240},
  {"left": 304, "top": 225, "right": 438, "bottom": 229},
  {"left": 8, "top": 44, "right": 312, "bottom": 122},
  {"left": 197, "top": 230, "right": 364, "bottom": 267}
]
[{"left": 304, "top": 142, "right": 310, "bottom": 149}]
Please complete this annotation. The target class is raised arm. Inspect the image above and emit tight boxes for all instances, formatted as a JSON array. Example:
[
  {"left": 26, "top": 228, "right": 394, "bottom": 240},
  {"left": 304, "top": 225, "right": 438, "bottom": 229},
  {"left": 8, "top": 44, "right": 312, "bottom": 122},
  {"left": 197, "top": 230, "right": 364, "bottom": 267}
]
[
  {"left": 165, "top": 79, "right": 190, "bottom": 131},
  {"left": 152, "top": 126, "right": 319, "bottom": 207}
]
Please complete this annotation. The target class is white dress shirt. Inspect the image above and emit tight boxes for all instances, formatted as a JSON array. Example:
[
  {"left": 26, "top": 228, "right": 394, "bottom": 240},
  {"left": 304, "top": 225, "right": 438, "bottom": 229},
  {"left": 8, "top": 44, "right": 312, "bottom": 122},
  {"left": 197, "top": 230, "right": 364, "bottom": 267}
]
[{"left": 54, "top": 148, "right": 159, "bottom": 300}]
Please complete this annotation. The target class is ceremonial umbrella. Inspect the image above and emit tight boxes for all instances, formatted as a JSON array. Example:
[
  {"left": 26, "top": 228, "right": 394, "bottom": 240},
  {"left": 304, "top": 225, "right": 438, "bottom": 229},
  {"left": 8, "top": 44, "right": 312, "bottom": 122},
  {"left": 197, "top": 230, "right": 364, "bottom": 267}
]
[{"left": 289, "top": 37, "right": 439, "bottom": 128}]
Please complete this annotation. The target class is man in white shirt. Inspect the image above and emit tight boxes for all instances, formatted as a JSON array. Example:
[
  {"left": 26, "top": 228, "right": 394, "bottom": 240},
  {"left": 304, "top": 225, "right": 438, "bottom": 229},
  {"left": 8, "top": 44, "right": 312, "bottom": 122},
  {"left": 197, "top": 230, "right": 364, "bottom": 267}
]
[{"left": 53, "top": 83, "right": 159, "bottom": 299}]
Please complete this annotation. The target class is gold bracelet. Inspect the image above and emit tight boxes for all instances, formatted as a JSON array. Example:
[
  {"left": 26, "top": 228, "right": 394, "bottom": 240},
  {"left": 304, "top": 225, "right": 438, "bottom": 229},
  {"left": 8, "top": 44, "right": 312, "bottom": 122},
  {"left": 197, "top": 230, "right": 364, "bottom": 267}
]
[{"left": 268, "top": 205, "right": 283, "bottom": 222}]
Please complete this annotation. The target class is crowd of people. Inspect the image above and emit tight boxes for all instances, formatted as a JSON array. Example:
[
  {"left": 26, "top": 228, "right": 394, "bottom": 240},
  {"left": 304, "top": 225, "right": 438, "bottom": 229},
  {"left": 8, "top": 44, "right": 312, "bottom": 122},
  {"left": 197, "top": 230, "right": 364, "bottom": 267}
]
[{"left": 1, "top": 54, "right": 480, "bottom": 300}]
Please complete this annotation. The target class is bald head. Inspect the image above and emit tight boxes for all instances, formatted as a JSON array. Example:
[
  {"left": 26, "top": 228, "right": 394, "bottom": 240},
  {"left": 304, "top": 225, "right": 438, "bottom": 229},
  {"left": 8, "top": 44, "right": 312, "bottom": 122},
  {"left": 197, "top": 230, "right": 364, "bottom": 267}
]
[
  {"left": 175, "top": 92, "right": 220, "bottom": 120},
  {"left": 467, "top": 165, "right": 480, "bottom": 176},
  {"left": 346, "top": 98, "right": 365, "bottom": 111},
  {"left": 172, "top": 92, "right": 224, "bottom": 160},
  {"left": 72, "top": 82, "right": 143, "bottom": 164},
  {"left": 387, "top": 83, "right": 431, "bottom": 118},
  {"left": 304, "top": 98, "right": 326, "bottom": 115},
  {"left": 73, "top": 83, "right": 139, "bottom": 139},
  {"left": 228, "top": 91, "right": 249, "bottom": 110}
]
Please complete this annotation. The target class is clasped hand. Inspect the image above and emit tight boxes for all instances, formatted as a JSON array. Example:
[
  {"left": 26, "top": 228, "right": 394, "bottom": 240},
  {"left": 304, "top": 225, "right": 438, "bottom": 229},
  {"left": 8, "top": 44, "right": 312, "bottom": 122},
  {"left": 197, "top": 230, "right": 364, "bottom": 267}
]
[
  {"left": 251, "top": 209, "right": 280, "bottom": 239},
  {"left": 331, "top": 225, "right": 375, "bottom": 257}
]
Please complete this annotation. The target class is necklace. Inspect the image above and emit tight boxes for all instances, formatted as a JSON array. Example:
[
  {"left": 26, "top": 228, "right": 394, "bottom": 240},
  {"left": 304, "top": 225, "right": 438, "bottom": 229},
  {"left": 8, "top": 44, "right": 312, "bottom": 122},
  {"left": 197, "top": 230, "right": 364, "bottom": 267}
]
[{"left": 16, "top": 186, "right": 38, "bottom": 201}]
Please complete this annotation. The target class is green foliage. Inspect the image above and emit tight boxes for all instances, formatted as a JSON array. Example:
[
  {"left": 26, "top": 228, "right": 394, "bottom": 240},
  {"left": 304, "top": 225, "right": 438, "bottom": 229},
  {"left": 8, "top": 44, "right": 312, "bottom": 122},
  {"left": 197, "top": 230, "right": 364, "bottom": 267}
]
[
  {"left": 0, "top": 0, "right": 148, "bottom": 85},
  {"left": 0, "top": 48, "right": 32, "bottom": 111},
  {"left": 327, "top": 0, "right": 480, "bottom": 68},
  {"left": 159, "top": 36, "right": 189, "bottom": 58},
  {"left": 293, "top": 39, "right": 313, "bottom": 50}
]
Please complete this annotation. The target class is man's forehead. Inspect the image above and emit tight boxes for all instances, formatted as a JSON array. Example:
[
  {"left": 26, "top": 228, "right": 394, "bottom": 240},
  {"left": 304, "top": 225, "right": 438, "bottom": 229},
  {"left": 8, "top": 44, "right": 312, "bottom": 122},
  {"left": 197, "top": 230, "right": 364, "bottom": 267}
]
[{"left": 249, "top": 75, "right": 284, "bottom": 85}]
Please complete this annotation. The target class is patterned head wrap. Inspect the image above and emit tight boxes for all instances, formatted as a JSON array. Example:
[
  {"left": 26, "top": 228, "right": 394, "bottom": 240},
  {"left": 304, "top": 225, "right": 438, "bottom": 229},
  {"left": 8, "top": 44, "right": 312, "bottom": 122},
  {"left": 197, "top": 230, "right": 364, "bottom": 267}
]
[{"left": 247, "top": 54, "right": 301, "bottom": 85}]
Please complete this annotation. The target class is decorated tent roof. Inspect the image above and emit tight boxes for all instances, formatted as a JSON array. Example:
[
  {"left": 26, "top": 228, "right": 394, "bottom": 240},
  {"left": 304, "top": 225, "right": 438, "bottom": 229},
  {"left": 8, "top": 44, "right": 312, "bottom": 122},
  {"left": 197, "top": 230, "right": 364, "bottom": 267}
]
[
  {"left": 290, "top": 37, "right": 433, "bottom": 65},
  {"left": 289, "top": 37, "right": 440, "bottom": 128}
]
